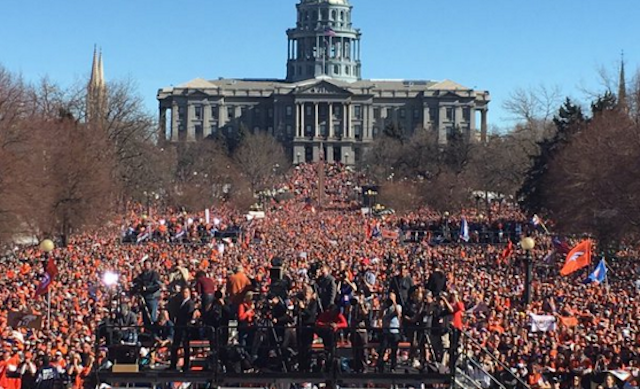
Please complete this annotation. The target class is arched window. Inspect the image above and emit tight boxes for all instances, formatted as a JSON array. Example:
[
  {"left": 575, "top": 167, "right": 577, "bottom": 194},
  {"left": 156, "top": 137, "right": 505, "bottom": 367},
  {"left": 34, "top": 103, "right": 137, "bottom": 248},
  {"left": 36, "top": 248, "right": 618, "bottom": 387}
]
[
  {"left": 322, "top": 9, "right": 328, "bottom": 20},
  {"left": 331, "top": 10, "right": 337, "bottom": 20},
  {"left": 334, "top": 64, "right": 340, "bottom": 75},
  {"left": 345, "top": 66, "right": 350, "bottom": 75},
  {"left": 340, "top": 10, "right": 344, "bottom": 20}
]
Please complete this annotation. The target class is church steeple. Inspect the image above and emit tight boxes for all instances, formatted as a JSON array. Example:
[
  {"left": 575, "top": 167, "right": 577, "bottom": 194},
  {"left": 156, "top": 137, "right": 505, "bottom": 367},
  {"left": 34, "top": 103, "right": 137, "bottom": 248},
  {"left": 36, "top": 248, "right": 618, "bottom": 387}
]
[
  {"left": 87, "top": 46, "right": 107, "bottom": 124},
  {"left": 286, "top": 0, "right": 362, "bottom": 82},
  {"left": 618, "top": 51, "right": 627, "bottom": 112}
]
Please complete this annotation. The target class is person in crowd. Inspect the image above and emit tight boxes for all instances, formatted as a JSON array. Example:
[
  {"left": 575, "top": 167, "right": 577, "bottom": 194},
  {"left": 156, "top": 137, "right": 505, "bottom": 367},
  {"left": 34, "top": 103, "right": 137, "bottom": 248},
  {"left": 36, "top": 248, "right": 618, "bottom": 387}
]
[
  {"left": 376, "top": 292, "right": 402, "bottom": 373},
  {"left": 133, "top": 259, "right": 162, "bottom": 326},
  {"left": 169, "top": 287, "right": 196, "bottom": 372}
]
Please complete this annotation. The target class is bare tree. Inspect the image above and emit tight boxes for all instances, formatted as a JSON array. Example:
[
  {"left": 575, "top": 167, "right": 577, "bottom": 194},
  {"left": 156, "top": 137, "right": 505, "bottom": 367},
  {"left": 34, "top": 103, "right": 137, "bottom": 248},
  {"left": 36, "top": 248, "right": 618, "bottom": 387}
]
[{"left": 233, "top": 131, "right": 289, "bottom": 192}]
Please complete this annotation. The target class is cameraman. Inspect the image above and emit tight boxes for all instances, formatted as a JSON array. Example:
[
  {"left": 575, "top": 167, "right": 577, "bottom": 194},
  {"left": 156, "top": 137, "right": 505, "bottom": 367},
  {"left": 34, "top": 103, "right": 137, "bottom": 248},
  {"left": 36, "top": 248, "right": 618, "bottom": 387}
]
[{"left": 133, "top": 260, "right": 162, "bottom": 326}]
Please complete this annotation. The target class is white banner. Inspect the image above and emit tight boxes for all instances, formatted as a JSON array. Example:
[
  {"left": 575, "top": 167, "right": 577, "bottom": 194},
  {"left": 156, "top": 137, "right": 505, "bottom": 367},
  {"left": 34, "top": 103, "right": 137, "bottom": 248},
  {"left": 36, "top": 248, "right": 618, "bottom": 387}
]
[{"left": 530, "top": 313, "right": 557, "bottom": 332}]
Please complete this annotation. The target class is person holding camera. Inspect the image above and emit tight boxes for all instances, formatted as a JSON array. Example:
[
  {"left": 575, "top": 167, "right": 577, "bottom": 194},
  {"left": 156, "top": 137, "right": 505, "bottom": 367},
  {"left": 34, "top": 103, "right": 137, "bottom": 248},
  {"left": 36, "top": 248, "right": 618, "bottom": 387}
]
[
  {"left": 133, "top": 260, "right": 162, "bottom": 326},
  {"left": 169, "top": 287, "right": 196, "bottom": 372},
  {"left": 376, "top": 291, "right": 403, "bottom": 373}
]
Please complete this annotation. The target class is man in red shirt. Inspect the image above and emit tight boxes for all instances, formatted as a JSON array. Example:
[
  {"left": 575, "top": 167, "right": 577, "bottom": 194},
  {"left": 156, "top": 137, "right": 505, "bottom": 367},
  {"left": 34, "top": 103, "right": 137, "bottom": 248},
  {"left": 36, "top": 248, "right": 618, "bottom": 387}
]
[{"left": 315, "top": 305, "right": 348, "bottom": 371}]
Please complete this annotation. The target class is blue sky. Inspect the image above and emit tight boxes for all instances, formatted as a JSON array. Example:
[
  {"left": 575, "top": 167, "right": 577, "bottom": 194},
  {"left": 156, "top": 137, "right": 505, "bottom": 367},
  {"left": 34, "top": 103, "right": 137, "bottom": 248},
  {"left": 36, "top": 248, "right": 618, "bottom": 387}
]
[{"left": 2, "top": 0, "right": 638, "bottom": 130}]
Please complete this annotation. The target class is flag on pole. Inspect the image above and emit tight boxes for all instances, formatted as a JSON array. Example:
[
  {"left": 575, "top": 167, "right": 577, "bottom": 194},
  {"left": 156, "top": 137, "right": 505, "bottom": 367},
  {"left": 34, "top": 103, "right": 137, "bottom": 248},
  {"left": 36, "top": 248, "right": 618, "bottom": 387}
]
[
  {"left": 500, "top": 240, "right": 514, "bottom": 263},
  {"left": 324, "top": 27, "right": 337, "bottom": 37},
  {"left": 459, "top": 217, "right": 469, "bottom": 242},
  {"left": 584, "top": 258, "right": 607, "bottom": 284},
  {"left": 560, "top": 239, "right": 592, "bottom": 276},
  {"left": 531, "top": 214, "right": 550, "bottom": 233},
  {"left": 35, "top": 257, "right": 58, "bottom": 296},
  {"left": 552, "top": 236, "right": 571, "bottom": 255}
]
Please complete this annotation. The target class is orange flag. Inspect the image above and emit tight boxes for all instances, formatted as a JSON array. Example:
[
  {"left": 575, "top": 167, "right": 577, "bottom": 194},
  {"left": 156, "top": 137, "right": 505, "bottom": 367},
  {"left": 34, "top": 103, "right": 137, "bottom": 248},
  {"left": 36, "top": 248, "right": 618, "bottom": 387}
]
[{"left": 560, "top": 239, "right": 592, "bottom": 276}]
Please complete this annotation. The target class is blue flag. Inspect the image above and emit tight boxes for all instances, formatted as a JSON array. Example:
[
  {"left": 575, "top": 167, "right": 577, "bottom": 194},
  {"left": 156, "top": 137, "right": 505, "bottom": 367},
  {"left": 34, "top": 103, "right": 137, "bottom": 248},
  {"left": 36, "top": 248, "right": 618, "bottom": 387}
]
[
  {"left": 585, "top": 258, "right": 607, "bottom": 284},
  {"left": 460, "top": 217, "right": 469, "bottom": 242}
]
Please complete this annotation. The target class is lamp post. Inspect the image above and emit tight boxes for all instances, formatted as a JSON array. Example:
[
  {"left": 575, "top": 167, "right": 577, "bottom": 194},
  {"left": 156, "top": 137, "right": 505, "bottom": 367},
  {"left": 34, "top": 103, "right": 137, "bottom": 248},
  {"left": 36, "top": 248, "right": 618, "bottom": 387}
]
[
  {"left": 521, "top": 236, "right": 535, "bottom": 305},
  {"left": 39, "top": 239, "right": 55, "bottom": 329},
  {"left": 296, "top": 152, "right": 301, "bottom": 165},
  {"left": 344, "top": 152, "right": 349, "bottom": 165}
]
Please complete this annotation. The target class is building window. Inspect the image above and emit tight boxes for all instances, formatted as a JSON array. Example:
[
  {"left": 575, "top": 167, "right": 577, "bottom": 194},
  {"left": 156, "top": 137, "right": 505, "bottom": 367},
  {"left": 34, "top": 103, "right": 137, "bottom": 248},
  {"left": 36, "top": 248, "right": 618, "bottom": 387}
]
[
  {"left": 430, "top": 108, "right": 437, "bottom": 122},
  {"left": 211, "top": 124, "right": 218, "bottom": 136},
  {"left": 334, "top": 64, "right": 340, "bottom": 75},
  {"left": 227, "top": 106, "right": 234, "bottom": 119},
  {"left": 320, "top": 124, "right": 327, "bottom": 137},
  {"left": 194, "top": 105, "right": 202, "bottom": 120},
  {"left": 254, "top": 107, "right": 261, "bottom": 118},
  {"left": 211, "top": 106, "right": 218, "bottom": 119},
  {"left": 306, "top": 105, "right": 312, "bottom": 116},
  {"left": 331, "top": 10, "right": 336, "bottom": 20},
  {"left": 240, "top": 107, "right": 247, "bottom": 117},
  {"left": 354, "top": 105, "right": 362, "bottom": 119},
  {"left": 306, "top": 125, "right": 313, "bottom": 137},
  {"left": 307, "top": 65, "right": 313, "bottom": 75},
  {"left": 345, "top": 66, "right": 350, "bottom": 75},
  {"left": 446, "top": 107, "right": 453, "bottom": 121},
  {"left": 399, "top": 108, "right": 406, "bottom": 119},
  {"left": 335, "top": 105, "right": 341, "bottom": 116},
  {"left": 286, "top": 105, "right": 293, "bottom": 117},
  {"left": 374, "top": 108, "right": 380, "bottom": 119},
  {"left": 463, "top": 108, "right": 471, "bottom": 121},
  {"left": 286, "top": 125, "right": 292, "bottom": 136},
  {"left": 413, "top": 109, "right": 420, "bottom": 119},
  {"left": 354, "top": 124, "right": 362, "bottom": 139},
  {"left": 386, "top": 107, "right": 393, "bottom": 118}
]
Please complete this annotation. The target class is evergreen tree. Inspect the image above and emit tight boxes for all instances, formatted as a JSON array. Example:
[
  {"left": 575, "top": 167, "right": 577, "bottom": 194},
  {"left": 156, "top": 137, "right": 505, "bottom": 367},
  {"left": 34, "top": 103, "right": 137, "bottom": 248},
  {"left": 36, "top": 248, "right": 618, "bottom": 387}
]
[
  {"left": 590, "top": 90, "right": 617, "bottom": 116},
  {"left": 518, "top": 98, "right": 585, "bottom": 212}
]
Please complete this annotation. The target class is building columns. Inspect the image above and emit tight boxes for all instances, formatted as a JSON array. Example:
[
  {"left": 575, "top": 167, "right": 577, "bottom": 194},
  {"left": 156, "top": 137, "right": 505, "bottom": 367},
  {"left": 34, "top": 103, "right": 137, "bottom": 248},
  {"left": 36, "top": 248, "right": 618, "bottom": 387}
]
[
  {"left": 422, "top": 105, "right": 430, "bottom": 130},
  {"left": 342, "top": 103, "right": 347, "bottom": 138},
  {"left": 315, "top": 103, "right": 320, "bottom": 138},
  {"left": 328, "top": 103, "right": 334, "bottom": 138},
  {"left": 203, "top": 102, "right": 211, "bottom": 138},
  {"left": 171, "top": 101, "right": 179, "bottom": 141},
  {"left": 300, "top": 103, "right": 305, "bottom": 138},
  {"left": 347, "top": 103, "right": 352, "bottom": 139},
  {"left": 159, "top": 106, "right": 167, "bottom": 142},
  {"left": 295, "top": 103, "right": 301, "bottom": 138},
  {"left": 186, "top": 104, "right": 196, "bottom": 141},
  {"left": 438, "top": 105, "right": 447, "bottom": 144},
  {"left": 480, "top": 108, "right": 488, "bottom": 143}
]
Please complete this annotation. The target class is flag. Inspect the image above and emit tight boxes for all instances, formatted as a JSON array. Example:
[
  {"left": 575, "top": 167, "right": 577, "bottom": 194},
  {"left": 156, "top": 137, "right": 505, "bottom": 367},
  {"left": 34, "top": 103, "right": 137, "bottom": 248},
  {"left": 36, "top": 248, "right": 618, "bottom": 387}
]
[
  {"left": 552, "top": 236, "right": 571, "bottom": 255},
  {"left": 381, "top": 229, "right": 399, "bottom": 240},
  {"left": 45, "top": 256, "right": 58, "bottom": 279},
  {"left": 560, "top": 239, "right": 592, "bottom": 276},
  {"left": 35, "top": 272, "right": 52, "bottom": 296},
  {"left": 500, "top": 240, "right": 514, "bottom": 262},
  {"left": 585, "top": 258, "right": 607, "bottom": 284},
  {"left": 324, "top": 27, "right": 337, "bottom": 37},
  {"left": 531, "top": 214, "right": 550, "bottom": 233},
  {"left": 459, "top": 217, "right": 469, "bottom": 242},
  {"left": 530, "top": 313, "right": 557, "bottom": 332}
]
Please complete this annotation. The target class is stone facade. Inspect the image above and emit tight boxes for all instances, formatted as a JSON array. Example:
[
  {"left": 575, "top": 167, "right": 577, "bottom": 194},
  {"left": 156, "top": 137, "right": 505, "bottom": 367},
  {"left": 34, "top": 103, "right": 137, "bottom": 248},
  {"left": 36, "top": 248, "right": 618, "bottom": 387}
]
[{"left": 157, "top": 0, "right": 490, "bottom": 165}]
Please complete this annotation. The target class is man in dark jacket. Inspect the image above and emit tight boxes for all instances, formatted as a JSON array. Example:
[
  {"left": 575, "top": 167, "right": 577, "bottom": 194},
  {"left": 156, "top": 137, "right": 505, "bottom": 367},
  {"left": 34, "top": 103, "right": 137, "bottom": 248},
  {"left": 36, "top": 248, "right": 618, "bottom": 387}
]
[
  {"left": 390, "top": 264, "right": 414, "bottom": 307},
  {"left": 34, "top": 356, "right": 60, "bottom": 389},
  {"left": 297, "top": 286, "right": 319, "bottom": 371},
  {"left": 170, "top": 287, "right": 196, "bottom": 371},
  {"left": 426, "top": 266, "right": 447, "bottom": 297},
  {"left": 316, "top": 265, "right": 337, "bottom": 312},
  {"left": 133, "top": 260, "right": 162, "bottom": 326}
]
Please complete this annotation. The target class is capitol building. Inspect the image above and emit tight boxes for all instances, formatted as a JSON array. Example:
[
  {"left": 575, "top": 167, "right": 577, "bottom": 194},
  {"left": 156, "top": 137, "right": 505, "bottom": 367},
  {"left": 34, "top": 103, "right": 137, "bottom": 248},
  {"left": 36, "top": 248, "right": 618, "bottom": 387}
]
[{"left": 157, "top": 0, "right": 490, "bottom": 165}]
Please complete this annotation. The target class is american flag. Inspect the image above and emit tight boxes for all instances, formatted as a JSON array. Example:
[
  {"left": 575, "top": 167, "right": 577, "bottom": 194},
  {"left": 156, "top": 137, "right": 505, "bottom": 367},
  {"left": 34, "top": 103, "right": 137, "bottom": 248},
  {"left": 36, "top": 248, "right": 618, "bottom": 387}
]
[{"left": 324, "top": 27, "right": 337, "bottom": 37}]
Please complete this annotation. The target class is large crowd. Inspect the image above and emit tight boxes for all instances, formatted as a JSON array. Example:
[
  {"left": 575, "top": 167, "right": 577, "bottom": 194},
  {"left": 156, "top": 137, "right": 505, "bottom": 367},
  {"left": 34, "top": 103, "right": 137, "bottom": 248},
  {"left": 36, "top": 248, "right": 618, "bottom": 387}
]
[{"left": 0, "top": 163, "right": 639, "bottom": 389}]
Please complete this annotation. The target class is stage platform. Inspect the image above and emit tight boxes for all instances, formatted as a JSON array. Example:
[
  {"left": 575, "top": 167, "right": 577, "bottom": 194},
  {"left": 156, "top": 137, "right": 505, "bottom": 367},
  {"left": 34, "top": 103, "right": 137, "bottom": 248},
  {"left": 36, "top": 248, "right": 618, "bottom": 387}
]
[{"left": 97, "top": 369, "right": 453, "bottom": 386}]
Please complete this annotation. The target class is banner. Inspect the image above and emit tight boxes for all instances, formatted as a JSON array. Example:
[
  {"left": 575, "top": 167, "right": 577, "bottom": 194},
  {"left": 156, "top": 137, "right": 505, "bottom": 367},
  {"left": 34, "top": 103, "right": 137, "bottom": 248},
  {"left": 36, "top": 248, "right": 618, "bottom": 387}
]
[
  {"left": 530, "top": 313, "right": 557, "bottom": 332},
  {"left": 8, "top": 311, "right": 43, "bottom": 329}
]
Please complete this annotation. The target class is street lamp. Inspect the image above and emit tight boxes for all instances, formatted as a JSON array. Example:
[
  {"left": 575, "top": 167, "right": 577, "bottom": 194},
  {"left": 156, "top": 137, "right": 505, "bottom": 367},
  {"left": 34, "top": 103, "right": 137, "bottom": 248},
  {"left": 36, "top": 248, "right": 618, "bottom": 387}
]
[
  {"left": 296, "top": 152, "right": 301, "bottom": 164},
  {"left": 520, "top": 236, "right": 535, "bottom": 305},
  {"left": 39, "top": 239, "right": 55, "bottom": 254},
  {"left": 344, "top": 152, "right": 349, "bottom": 165}
]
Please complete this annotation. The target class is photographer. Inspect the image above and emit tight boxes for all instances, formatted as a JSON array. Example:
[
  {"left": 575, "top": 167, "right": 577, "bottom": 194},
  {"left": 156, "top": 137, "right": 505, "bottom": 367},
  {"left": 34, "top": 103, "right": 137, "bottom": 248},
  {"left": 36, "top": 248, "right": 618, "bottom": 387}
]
[
  {"left": 132, "top": 260, "right": 162, "bottom": 326},
  {"left": 390, "top": 264, "right": 414, "bottom": 308}
]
